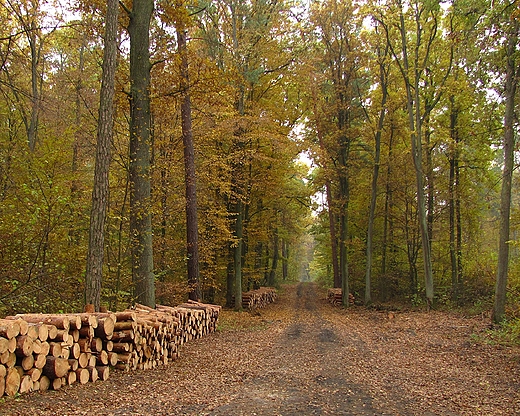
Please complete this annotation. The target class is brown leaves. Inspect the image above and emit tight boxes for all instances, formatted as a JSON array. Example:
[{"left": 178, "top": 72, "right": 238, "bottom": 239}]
[{"left": 1, "top": 283, "right": 519, "bottom": 415}]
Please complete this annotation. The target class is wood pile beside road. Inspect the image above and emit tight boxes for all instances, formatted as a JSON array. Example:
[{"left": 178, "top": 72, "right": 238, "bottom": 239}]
[
  {"left": 327, "top": 288, "right": 354, "bottom": 306},
  {"left": 0, "top": 300, "right": 221, "bottom": 397},
  {"left": 241, "top": 287, "right": 277, "bottom": 310}
]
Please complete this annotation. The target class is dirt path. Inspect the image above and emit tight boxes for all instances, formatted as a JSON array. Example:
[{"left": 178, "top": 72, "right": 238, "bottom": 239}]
[
  {"left": 1, "top": 282, "right": 519, "bottom": 415},
  {"left": 204, "top": 282, "right": 402, "bottom": 416}
]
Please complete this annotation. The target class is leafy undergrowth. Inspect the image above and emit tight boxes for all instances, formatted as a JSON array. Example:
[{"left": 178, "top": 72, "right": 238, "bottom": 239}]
[{"left": 475, "top": 318, "right": 520, "bottom": 347}]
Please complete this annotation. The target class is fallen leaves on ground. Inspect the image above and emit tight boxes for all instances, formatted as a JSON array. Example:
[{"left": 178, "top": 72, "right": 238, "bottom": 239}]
[{"left": 0, "top": 282, "right": 518, "bottom": 415}]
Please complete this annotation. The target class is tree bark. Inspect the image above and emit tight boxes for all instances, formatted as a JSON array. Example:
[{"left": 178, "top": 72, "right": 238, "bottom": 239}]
[
  {"left": 449, "top": 94, "right": 463, "bottom": 302},
  {"left": 233, "top": 200, "right": 243, "bottom": 311},
  {"left": 27, "top": 23, "right": 41, "bottom": 152},
  {"left": 397, "top": 7, "right": 434, "bottom": 307},
  {"left": 71, "top": 39, "right": 86, "bottom": 205},
  {"left": 226, "top": 247, "right": 234, "bottom": 308},
  {"left": 365, "top": 49, "right": 389, "bottom": 305},
  {"left": 311, "top": 82, "right": 341, "bottom": 288},
  {"left": 128, "top": 0, "right": 155, "bottom": 307},
  {"left": 230, "top": 2, "right": 246, "bottom": 311},
  {"left": 85, "top": 0, "right": 119, "bottom": 311},
  {"left": 493, "top": 19, "right": 519, "bottom": 324},
  {"left": 281, "top": 238, "right": 288, "bottom": 281},
  {"left": 338, "top": 139, "right": 350, "bottom": 307},
  {"left": 177, "top": 27, "right": 201, "bottom": 301},
  {"left": 380, "top": 124, "right": 395, "bottom": 301},
  {"left": 268, "top": 227, "right": 279, "bottom": 286}
]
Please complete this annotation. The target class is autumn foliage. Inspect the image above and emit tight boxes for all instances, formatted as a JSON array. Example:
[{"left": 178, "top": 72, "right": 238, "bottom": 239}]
[{"left": 0, "top": 0, "right": 518, "bottom": 325}]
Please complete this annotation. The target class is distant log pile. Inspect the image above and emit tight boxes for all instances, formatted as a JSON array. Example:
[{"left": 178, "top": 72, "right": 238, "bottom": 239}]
[
  {"left": 241, "top": 287, "right": 277, "bottom": 310},
  {"left": 327, "top": 289, "right": 355, "bottom": 306},
  {"left": 0, "top": 300, "right": 220, "bottom": 397}
]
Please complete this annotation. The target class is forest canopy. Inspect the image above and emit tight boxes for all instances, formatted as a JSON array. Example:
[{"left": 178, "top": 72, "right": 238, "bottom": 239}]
[{"left": 0, "top": 0, "right": 518, "bottom": 325}]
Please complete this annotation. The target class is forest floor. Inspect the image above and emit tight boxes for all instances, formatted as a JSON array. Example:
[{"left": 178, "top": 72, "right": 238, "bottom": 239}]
[{"left": 1, "top": 282, "right": 519, "bottom": 415}]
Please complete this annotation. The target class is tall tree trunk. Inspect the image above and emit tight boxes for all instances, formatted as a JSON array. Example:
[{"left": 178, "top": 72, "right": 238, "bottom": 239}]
[
  {"left": 336, "top": 74, "right": 351, "bottom": 307},
  {"left": 177, "top": 27, "right": 201, "bottom": 301},
  {"left": 405, "top": 198, "right": 420, "bottom": 296},
  {"left": 365, "top": 54, "right": 389, "bottom": 305},
  {"left": 493, "top": 20, "right": 519, "bottom": 324},
  {"left": 254, "top": 241, "right": 264, "bottom": 288},
  {"left": 229, "top": 1, "right": 246, "bottom": 310},
  {"left": 380, "top": 125, "right": 395, "bottom": 302},
  {"left": 268, "top": 227, "right": 279, "bottom": 286},
  {"left": 282, "top": 238, "right": 288, "bottom": 281},
  {"left": 71, "top": 39, "right": 85, "bottom": 201},
  {"left": 449, "top": 94, "right": 463, "bottom": 302},
  {"left": 233, "top": 200, "right": 243, "bottom": 310},
  {"left": 411, "top": 103, "right": 434, "bottom": 308},
  {"left": 111, "top": 178, "right": 129, "bottom": 312},
  {"left": 311, "top": 83, "right": 341, "bottom": 288},
  {"left": 85, "top": 0, "right": 119, "bottom": 311},
  {"left": 397, "top": 10, "right": 434, "bottom": 308},
  {"left": 69, "top": 38, "right": 86, "bottom": 245},
  {"left": 425, "top": 118, "right": 434, "bottom": 243},
  {"left": 327, "top": 186, "right": 341, "bottom": 289},
  {"left": 5, "top": 4, "right": 44, "bottom": 152},
  {"left": 364, "top": 136, "right": 380, "bottom": 305},
  {"left": 27, "top": 25, "right": 41, "bottom": 152},
  {"left": 128, "top": 0, "right": 155, "bottom": 307},
  {"left": 338, "top": 141, "right": 350, "bottom": 307},
  {"left": 423, "top": 81, "right": 436, "bottom": 247},
  {"left": 263, "top": 244, "right": 270, "bottom": 284},
  {"left": 455, "top": 151, "right": 463, "bottom": 295},
  {"left": 226, "top": 247, "right": 234, "bottom": 307}
]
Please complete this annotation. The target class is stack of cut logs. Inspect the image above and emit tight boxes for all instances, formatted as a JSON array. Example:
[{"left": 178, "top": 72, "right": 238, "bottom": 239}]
[
  {"left": 0, "top": 300, "right": 220, "bottom": 397},
  {"left": 327, "top": 288, "right": 355, "bottom": 306},
  {"left": 241, "top": 287, "right": 277, "bottom": 310}
]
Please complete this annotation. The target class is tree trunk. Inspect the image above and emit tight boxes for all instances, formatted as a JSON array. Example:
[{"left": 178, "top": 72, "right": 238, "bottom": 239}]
[
  {"left": 380, "top": 124, "right": 395, "bottom": 301},
  {"left": 493, "top": 20, "right": 519, "bottom": 324},
  {"left": 177, "top": 27, "right": 201, "bottom": 302},
  {"left": 253, "top": 240, "right": 263, "bottom": 287},
  {"left": 365, "top": 54, "right": 389, "bottom": 305},
  {"left": 268, "top": 228, "right": 279, "bottom": 286},
  {"left": 71, "top": 39, "right": 86, "bottom": 208},
  {"left": 4, "top": 5, "right": 43, "bottom": 152},
  {"left": 339, "top": 140, "right": 350, "bottom": 307},
  {"left": 264, "top": 244, "right": 270, "bottom": 284},
  {"left": 27, "top": 26, "right": 41, "bottom": 152},
  {"left": 456, "top": 151, "right": 463, "bottom": 295},
  {"left": 398, "top": 9, "right": 434, "bottom": 307},
  {"left": 128, "top": 0, "right": 155, "bottom": 307},
  {"left": 425, "top": 118, "right": 434, "bottom": 243},
  {"left": 226, "top": 248, "right": 234, "bottom": 308},
  {"left": 281, "top": 238, "right": 288, "bottom": 281},
  {"left": 449, "top": 94, "right": 463, "bottom": 302},
  {"left": 327, "top": 184, "right": 341, "bottom": 289},
  {"left": 364, "top": 141, "right": 379, "bottom": 305},
  {"left": 448, "top": 129, "right": 457, "bottom": 301},
  {"left": 405, "top": 198, "right": 420, "bottom": 297},
  {"left": 85, "top": 0, "right": 119, "bottom": 311},
  {"left": 233, "top": 200, "right": 243, "bottom": 311},
  {"left": 311, "top": 83, "right": 341, "bottom": 288}
]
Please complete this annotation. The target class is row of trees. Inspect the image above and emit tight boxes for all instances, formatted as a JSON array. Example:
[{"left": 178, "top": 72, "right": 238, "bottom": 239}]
[
  {"left": 304, "top": 0, "right": 519, "bottom": 322},
  {"left": 0, "top": 0, "right": 312, "bottom": 315},
  {"left": 0, "top": 0, "right": 518, "bottom": 324}
]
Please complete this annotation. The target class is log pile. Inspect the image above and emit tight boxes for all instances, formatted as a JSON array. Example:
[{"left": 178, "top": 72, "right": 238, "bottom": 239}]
[
  {"left": 241, "top": 287, "right": 277, "bottom": 310},
  {"left": 327, "top": 288, "right": 355, "bottom": 306},
  {"left": 0, "top": 300, "right": 221, "bottom": 397}
]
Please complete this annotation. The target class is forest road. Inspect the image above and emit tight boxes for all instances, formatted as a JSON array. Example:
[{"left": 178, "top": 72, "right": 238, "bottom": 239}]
[
  {"left": 205, "top": 281, "right": 406, "bottom": 416},
  {"left": 1, "top": 281, "right": 519, "bottom": 415}
]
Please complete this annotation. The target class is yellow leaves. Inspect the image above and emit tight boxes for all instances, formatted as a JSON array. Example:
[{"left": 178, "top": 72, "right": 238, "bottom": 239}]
[{"left": 156, "top": 0, "right": 192, "bottom": 27}]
